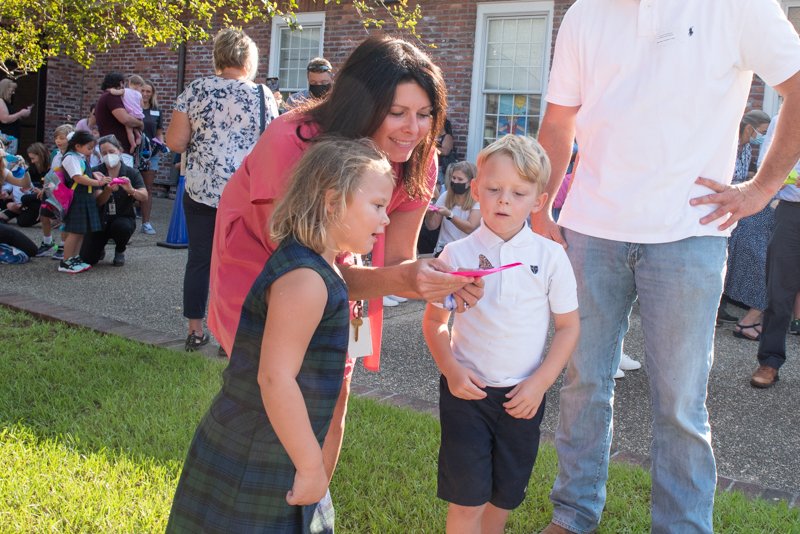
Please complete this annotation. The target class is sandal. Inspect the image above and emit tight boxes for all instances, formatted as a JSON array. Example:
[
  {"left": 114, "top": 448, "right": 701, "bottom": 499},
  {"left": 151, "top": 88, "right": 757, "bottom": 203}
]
[
  {"left": 185, "top": 331, "right": 209, "bottom": 352},
  {"left": 733, "top": 322, "right": 761, "bottom": 341}
]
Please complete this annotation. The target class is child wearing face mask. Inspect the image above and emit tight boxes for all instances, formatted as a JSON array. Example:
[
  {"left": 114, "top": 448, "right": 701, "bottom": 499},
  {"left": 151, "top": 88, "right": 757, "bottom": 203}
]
[{"left": 424, "top": 160, "right": 482, "bottom": 256}]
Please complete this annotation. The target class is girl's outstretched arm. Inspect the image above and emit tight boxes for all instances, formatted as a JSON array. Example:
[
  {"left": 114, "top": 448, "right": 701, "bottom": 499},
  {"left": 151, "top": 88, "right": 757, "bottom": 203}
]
[{"left": 257, "top": 267, "right": 329, "bottom": 506}]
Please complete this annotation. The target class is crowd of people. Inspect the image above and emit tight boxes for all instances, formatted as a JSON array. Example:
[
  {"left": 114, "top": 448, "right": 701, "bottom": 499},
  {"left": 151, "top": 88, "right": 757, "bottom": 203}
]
[
  {"left": 3, "top": 2, "right": 800, "bottom": 532},
  {"left": 0, "top": 70, "right": 168, "bottom": 272}
]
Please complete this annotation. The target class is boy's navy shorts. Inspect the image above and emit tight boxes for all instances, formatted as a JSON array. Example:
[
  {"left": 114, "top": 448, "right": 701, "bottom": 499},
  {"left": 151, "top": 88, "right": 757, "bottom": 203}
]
[{"left": 437, "top": 375, "right": 546, "bottom": 510}]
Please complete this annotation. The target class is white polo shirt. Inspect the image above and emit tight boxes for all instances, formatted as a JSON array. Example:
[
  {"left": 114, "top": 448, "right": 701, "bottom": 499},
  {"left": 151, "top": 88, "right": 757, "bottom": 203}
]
[
  {"left": 439, "top": 222, "right": 578, "bottom": 387},
  {"left": 548, "top": 0, "right": 800, "bottom": 243}
]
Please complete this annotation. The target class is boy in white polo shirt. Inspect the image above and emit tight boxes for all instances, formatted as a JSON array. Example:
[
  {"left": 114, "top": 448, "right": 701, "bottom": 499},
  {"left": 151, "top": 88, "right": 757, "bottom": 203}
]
[{"left": 422, "top": 135, "right": 580, "bottom": 534}]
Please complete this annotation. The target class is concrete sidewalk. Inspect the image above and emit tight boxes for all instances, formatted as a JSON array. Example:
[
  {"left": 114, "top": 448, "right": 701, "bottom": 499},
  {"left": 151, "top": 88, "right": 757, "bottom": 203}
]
[{"left": 1, "top": 196, "right": 798, "bottom": 504}]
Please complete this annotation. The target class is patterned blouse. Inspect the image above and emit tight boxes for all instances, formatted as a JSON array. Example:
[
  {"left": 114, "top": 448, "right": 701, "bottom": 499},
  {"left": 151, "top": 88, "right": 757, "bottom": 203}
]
[
  {"left": 733, "top": 142, "right": 752, "bottom": 184},
  {"left": 175, "top": 76, "right": 278, "bottom": 207}
]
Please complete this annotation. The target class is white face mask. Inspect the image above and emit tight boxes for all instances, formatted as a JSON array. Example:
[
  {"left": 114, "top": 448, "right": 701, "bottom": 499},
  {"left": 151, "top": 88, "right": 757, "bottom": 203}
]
[{"left": 103, "top": 153, "right": 121, "bottom": 168}]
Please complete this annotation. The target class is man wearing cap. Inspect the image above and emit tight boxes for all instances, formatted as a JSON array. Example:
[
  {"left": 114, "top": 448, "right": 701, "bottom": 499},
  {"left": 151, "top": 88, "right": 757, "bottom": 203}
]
[
  {"left": 285, "top": 57, "right": 333, "bottom": 109},
  {"left": 533, "top": 1, "right": 800, "bottom": 533}
]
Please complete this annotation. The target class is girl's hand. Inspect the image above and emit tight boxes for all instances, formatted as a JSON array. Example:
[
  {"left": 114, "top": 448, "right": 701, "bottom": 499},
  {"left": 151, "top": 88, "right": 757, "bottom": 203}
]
[
  {"left": 286, "top": 463, "right": 328, "bottom": 506},
  {"left": 440, "top": 207, "right": 453, "bottom": 218}
]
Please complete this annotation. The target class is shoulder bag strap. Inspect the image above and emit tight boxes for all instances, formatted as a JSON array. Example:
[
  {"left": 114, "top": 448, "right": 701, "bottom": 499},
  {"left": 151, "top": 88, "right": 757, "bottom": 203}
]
[{"left": 257, "top": 84, "right": 266, "bottom": 134}]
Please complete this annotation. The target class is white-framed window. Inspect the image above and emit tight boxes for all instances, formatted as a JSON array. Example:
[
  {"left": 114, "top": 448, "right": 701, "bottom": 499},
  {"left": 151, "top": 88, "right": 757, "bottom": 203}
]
[
  {"left": 466, "top": 1, "right": 554, "bottom": 162},
  {"left": 763, "top": 1, "right": 800, "bottom": 115},
  {"left": 268, "top": 12, "right": 325, "bottom": 95}
]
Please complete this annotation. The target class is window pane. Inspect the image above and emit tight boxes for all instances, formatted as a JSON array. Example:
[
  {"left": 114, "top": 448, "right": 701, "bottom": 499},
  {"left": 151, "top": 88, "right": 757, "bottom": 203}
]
[
  {"left": 481, "top": 15, "right": 548, "bottom": 145},
  {"left": 276, "top": 23, "right": 323, "bottom": 93},
  {"left": 488, "top": 19, "right": 503, "bottom": 42},
  {"left": 486, "top": 94, "right": 499, "bottom": 115}
]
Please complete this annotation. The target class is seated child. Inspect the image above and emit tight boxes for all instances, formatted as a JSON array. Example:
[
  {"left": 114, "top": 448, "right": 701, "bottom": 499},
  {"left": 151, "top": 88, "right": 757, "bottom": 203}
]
[
  {"left": 422, "top": 134, "right": 580, "bottom": 534},
  {"left": 167, "top": 138, "right": 394, "bottom": 533},
  {"left": 109, "top": 75, "right": 145, "bottom": 153}
]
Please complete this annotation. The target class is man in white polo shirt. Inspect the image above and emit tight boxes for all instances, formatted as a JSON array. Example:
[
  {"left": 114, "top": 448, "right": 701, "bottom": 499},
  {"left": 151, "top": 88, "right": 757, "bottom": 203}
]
[{"left": 533, "top": 1, "right": 800, "bottom": 533}]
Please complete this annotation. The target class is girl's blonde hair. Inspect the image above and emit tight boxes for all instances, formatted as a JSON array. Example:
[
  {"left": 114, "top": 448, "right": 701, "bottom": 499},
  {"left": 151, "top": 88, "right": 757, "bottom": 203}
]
[
  {"left": 444, "top": 160, "right": 477, "bottom": 211},
  {"left": 271, "top": 137, "right": 394, "bottom": 253},
  {"left": 477, "top": 135, "right": 550, "bottom": 193},
  {"left": 0, "top": 79, "right": 16, "bottom": 101}
]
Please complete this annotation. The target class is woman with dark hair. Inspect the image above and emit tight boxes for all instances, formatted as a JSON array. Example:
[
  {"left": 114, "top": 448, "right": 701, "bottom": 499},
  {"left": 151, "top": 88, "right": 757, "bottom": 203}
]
[
  {"left": 721, "top": 110, "right": 774, "bottom": 340},
  {"left": 80, "top": 135, "right": 148, "bottom": 266},
  {"left": 208, "top": 35, "right": 483, "bottom": 484}
]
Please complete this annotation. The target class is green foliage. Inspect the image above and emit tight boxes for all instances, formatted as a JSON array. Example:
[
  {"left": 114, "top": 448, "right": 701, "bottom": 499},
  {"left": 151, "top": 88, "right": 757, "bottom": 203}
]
[
  {"left": 0, "top": 307, "right": 798, "bottom": 532},
  {"left": 0, "top": 0, "right": 424, "bottom": 78}
]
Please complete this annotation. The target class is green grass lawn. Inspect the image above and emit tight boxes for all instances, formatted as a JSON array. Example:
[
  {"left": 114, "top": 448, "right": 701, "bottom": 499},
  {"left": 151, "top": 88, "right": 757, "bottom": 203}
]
[{"left": 0, "top": 307, "right": 797, "bottom": 533}]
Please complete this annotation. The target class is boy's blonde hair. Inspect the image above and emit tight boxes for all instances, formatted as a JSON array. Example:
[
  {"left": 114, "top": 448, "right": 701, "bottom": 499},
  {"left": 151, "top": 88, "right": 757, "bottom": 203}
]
[
  {"left": 54, "top": 124, "right": 75, "bottom": 139},
  {"left": 444, "top": 160, "right": 477, "bottom": 211},
  {"left": 270, "top": 137, "right": 394, "bottom": 254},
  {"left": 128, "top": 74, "right": 146, "bottom": 88},
  {"left": 476, "top": 135, "right": 551, "bottom": 193}
]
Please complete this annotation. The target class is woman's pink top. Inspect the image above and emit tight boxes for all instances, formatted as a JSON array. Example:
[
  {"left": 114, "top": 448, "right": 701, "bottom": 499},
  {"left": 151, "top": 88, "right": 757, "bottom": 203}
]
[{"left": 208, "top": 112, "right": 436, "bottom": 371}]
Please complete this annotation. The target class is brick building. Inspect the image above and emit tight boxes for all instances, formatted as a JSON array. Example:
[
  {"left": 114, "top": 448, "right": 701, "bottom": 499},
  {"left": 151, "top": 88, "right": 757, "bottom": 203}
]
[{"left": 10, "top": 0, "right": 800, "bottom": 164}]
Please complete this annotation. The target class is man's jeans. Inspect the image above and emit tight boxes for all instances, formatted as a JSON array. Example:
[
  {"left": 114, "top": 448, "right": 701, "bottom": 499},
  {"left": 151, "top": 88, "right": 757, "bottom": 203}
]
[{"left": 550, "top": 229, "right": 726, "bottom": 534}]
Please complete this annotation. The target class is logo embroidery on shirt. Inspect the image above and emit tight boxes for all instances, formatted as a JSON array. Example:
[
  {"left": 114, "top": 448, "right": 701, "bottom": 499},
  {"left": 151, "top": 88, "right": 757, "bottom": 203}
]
[
  {"left": 478, "top": 254, "right": 494, "bottom": 270},
  {"left": 688, "top": 26, "right": 694, "bottom": 37},
  {"left": 530, "top": 265, "right": 539, "bottom": 275}
]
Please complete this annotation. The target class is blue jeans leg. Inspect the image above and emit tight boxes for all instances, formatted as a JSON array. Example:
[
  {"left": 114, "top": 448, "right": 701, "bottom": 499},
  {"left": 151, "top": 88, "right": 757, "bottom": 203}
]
[{"left": 550, "top": 229, "right": 725, "bottom": 534}]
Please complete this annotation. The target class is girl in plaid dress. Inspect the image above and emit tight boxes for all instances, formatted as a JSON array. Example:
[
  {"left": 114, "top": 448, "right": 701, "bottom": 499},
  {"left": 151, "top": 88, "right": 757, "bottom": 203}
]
[
  {"left": 167, "top": 138, "right": 394, "bottom": 533},
  {"left": 58, "top": 130, "right": 110, "bottom": 274}
]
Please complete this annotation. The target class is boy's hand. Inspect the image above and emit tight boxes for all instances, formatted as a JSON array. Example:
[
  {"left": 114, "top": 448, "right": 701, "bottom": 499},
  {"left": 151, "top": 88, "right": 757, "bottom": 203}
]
[
  {"left": 444, "top": 362, "right": 487, "bottom": 400},
  {"left": 503, "top": 377, "right": 545, "bottom": 419},
  {"left": 286, "top": 463, "right": 328, "bottom": 506}
]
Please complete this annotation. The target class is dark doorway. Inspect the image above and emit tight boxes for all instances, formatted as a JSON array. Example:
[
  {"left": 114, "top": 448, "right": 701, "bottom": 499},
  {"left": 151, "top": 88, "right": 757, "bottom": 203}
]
[{"left": 1, "top": 68, "right": 46, "bottom": 154}]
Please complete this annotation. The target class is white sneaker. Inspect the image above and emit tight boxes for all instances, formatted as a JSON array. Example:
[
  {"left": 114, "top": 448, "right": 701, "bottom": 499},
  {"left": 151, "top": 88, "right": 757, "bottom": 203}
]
[
  {"left": 141, "top": 222, "right": 156, "bottom": 235},
  {"left": 382, "top": 296, "right": 399, "bottom": 307},
  {"left": 619, "top": 352, "right": 642, "bottom": 371},
  {"left": 614, "top": 368, "right": 625, "bottom": 379},
  {"left": 386, "top": 295, "right": 408, "bottom": 303}
]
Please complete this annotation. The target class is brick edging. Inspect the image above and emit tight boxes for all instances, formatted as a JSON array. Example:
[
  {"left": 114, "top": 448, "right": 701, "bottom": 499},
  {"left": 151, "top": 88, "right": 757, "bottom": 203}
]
[{"left": 1, "top": 292, "right": 797, "bottom": 509}]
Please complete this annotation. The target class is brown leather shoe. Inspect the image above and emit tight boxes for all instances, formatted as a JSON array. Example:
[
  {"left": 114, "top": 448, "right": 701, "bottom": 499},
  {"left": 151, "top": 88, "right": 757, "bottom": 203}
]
[
  {"left": 750, "top": 365, "right": 779, "bottom": 388},
  {"left": 540, "top": 522, "right": 577, "bottom": 534}
]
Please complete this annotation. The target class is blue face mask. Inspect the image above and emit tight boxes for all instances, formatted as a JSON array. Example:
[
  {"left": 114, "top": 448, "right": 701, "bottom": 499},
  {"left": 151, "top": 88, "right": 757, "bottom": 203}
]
[{"left": 750, "top": 130, "right": 765, "bottom": 146}]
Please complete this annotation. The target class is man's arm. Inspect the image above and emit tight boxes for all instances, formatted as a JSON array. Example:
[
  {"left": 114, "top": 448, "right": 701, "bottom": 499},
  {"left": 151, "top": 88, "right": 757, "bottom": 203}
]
[
  {"left": 692, "top": 70, "right": 800, "bottom": 229},
  {"left": 531, "top": 102, "right": 580, "bottom": 246},
  {"left": 111, "top": 107, "right": 144, "bottom": 130}
]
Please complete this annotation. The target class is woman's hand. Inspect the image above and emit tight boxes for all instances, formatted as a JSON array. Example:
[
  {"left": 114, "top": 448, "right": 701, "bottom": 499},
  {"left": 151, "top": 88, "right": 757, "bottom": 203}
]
[
  {"left": 412, "top": 258, "right": 484, "bottom": 305},
  {"left": 286, "top": 463, "right": 328, "bottom": 506}
]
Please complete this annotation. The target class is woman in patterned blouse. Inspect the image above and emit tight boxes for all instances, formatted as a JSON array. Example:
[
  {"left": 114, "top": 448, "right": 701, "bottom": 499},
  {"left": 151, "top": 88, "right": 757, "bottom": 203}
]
[{"left": 166, "top": 28, "right": 279, "bottom": 352}]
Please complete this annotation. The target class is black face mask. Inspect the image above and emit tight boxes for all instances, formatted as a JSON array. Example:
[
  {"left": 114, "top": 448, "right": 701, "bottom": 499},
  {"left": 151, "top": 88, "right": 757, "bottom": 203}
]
[
  {"left": 450, "top": 182, "right": 469, "bottom": 195},
  {"left": 308, "top": 84, "right": 331, "bottom": 99}
]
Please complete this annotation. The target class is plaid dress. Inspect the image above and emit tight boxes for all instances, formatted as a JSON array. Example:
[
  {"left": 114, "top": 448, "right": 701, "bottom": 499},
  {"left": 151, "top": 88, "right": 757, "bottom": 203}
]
[
  {"left": 62, "top": 155, "right": 102, "bottom": 234},
  {"left": 167, "top": 238, "right": 348, "bottom": 533}
]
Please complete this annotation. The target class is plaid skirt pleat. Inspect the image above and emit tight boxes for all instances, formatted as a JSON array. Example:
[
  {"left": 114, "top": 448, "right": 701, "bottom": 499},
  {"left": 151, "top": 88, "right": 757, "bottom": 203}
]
[{"left": 62, "top": 188, "right": 102, "bottom": 234}]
